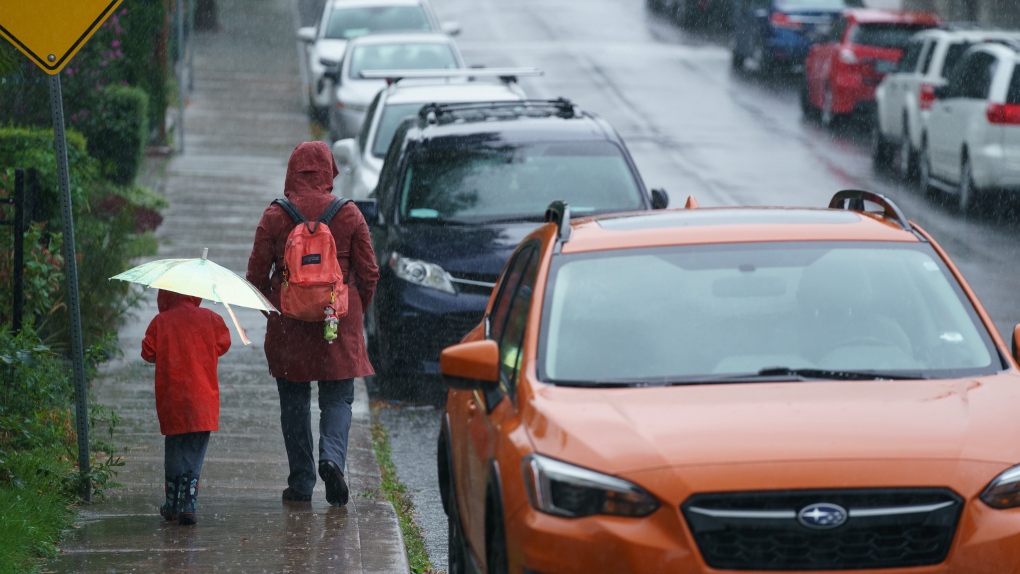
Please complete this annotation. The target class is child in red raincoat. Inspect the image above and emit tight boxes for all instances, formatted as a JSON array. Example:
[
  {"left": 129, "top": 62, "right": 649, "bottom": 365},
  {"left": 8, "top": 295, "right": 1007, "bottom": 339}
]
[{"left": 142, "top": 290, "right": 231, "bottom": 525}]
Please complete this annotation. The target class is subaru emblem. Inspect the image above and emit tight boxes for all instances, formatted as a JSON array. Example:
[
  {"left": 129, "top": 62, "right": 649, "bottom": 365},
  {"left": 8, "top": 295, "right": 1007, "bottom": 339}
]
[{"left": 797, "top": 503, "right": 848, "bottom": 529}]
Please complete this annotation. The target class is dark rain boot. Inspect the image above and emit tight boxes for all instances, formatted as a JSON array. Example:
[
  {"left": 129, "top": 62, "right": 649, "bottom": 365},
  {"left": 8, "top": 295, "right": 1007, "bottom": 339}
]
[
  {"left": 159, "top": 477, "right": 180, "bottom": 521},
  {"left": 177, "top": 472, "right": 199, "bottom": 526}
]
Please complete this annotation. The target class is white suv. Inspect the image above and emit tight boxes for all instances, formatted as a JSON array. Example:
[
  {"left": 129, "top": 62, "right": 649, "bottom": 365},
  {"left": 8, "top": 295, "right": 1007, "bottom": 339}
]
[
  {"left": 330, "top": 70, "right": 539, "bottom": 199},
  {"left": 873, "top": 29, "right": 1020, "bottom": 181},
  {"left": 297, "top": 0, "right": 459, "bottom": 121},
  {"left": 920, "top": 41, "right": 1020, "bottom": 212}
]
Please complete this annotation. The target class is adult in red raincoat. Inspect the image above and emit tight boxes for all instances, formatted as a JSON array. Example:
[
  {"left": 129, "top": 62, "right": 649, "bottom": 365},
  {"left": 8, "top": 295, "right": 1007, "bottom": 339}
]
[
  {"left": 246, "top": 140, "right": 379, "bottom": 506},
  {"left": 142, "top": 290, "right": 231, "bottom": 525}
]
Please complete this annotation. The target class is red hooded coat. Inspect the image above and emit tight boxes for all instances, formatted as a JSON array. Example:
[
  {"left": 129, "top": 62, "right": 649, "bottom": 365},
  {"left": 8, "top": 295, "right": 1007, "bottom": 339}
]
[
  {"left": 142, "top": 291, "right": 231, "bottom": 436},
  {"left": 246, "top": 141, "right": 380, "bottom": 383}
]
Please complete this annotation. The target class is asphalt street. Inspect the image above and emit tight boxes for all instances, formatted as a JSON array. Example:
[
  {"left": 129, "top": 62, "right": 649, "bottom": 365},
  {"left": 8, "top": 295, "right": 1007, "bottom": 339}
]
[{"left": 339, "top": 0, "right": 1020, "bottom": 571}]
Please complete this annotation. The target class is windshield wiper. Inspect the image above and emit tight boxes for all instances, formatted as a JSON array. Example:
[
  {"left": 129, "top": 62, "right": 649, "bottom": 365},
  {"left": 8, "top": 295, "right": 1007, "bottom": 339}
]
[
  {"left": 406, "top": 216, "right": 472, "bottom": 226},
  {"left": 476, "top": 215, "right": 547, "bottom": 224},
  {"left": 750, "top": 367, "right": 927, "bottom": 381}
]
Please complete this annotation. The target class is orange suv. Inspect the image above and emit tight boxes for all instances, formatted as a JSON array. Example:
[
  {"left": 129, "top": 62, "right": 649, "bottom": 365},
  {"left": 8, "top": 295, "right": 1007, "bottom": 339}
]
[{"left": 437, "top": 191, "right": 1020, "bottom": 573}]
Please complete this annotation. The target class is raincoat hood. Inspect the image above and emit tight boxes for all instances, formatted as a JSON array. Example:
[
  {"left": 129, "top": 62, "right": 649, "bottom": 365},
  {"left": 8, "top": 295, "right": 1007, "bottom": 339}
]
[
  {"left": 284, "top": 141, "right": 340, "bottom": 201},
  {"left": 157, "top": 289, "right": 202, "bottom": 312}
]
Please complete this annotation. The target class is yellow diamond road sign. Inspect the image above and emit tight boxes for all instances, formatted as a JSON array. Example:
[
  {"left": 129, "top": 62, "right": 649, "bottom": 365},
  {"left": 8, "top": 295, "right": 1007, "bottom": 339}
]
[{"left": 0, "top": 0, "right": 125, "bottom": 75}]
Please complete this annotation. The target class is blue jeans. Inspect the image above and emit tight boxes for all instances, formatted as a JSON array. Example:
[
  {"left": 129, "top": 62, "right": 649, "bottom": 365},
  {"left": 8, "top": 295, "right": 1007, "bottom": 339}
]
[
  {"left": 276, "top": 378, "right": 354, "bottom": 496},
  {"left": 165, "top": 431, "right": 211, "bottom": 482}
]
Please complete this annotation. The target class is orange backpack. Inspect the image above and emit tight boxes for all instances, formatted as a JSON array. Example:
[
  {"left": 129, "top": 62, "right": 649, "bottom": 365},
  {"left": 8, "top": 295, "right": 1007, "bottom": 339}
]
[{"left": 273, "top": 197, "right": 351, "bottom": 322}]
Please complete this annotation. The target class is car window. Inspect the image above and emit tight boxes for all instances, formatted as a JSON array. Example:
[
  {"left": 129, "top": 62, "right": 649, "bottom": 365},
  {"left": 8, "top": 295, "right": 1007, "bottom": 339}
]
[
  {"left": 358, "top": 93, "right": 382, "bottom": 152},
  {"left": 540, "top": 242, "right": 999, "bottom": 385},
  {"left": 372, "top": 102, "right": 425, "bottom": 157},
  {"left": 375, "top": 118, "right": 414, "bottom": 214},
  {"left": 851, "top": 24, "right": 933, "bottom": 49},
  {"left": 324, "top": 6, "right": 432, "bottom": 40},
  {"left": 1007, "top": 64, "right": 1020, "bottom": 104},
  {"left": 484, "top": 245, "right": 536, "bottom": 409},
  {"left": 776, "top": 0, "right": 863, "bottom": 8},
  {"left": 495, "top": 249, "right": 538, "bottom": 401},
  {"left": 897, "top": 39, "right": 924, "bottom": 73},
  {"left": 919, "top": 40, "right": 937, "bottom": 74},
  {"left": 399, "top": 141, "right": 645, "bottom": 223},
  {"left": 952, "top": 52, "right": 998, "bottom": 99},
  {"left": 940, "top": 41, "right": 973, "bottom": 78},
  {"left": 348, "top": 42, "right": 459, "bottom": 79}
]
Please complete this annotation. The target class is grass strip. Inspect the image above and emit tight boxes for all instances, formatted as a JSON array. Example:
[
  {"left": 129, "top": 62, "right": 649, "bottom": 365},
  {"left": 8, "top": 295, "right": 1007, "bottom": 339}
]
[
  {"left": 369, "top": 405, "right": 440, "bottom": 574},
  {"left": 0, "top": 448, "right": 78, "bottom": 574}
]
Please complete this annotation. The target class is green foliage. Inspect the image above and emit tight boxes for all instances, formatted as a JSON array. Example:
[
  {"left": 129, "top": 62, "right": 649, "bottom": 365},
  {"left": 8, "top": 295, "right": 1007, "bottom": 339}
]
[
  {"left": 0, "top": 41, "right": 17, "bottom": 79},
  {"left": 0, "top": 127, "right": 98, "bottom": 222},
  {"left": 0, "top": 222, "right": 65, "bottom": 336},
  {"left": 83, "top": 86, "right": 150, "bottom": 185}
]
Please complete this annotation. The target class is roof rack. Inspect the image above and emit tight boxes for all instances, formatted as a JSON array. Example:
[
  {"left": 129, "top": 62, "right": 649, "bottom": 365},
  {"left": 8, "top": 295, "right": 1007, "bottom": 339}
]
[
  {"left": 418, "top": 98, "right": 581, "bottom": 125},
  {"left": 544, "top": 200, "right": 571, "bottom": 244},
  {"left": 358, "top": 67, "right": 543, "bottom": 85},
  {"left": 828, "top": 189, "right": 911, "bottom": 230}
]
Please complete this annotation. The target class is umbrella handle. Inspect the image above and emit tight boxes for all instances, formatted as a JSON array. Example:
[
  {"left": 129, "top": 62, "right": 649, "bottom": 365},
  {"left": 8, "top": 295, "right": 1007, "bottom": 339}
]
[{"left": 222, "top": 300, "right": 251, "bottom": 346}]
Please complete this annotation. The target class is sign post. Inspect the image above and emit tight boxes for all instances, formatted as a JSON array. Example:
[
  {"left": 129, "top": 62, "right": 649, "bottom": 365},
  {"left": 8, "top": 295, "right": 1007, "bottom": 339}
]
[{"left": 0, "top": 0, "right": 126, "bottom": 502}]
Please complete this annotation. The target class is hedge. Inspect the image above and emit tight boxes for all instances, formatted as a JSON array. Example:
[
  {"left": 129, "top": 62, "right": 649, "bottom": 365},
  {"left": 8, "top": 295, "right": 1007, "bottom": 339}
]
[{"left": 85, "top": 86, "right": 149, "bottom": 186}]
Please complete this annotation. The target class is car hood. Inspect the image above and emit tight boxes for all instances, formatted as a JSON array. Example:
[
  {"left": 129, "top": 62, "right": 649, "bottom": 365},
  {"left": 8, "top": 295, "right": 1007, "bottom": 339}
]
[
  {"left": 338, "top": 79, "right": 386, "bottom": 107},
  {"left": 391, "top": 220, "right": 540, "bottom": 280},
  {"left": 524, "top": 376, "right": 1020, "bottom": 474},
  {"left": 313, "top": 39, "right": 348, "bottom": 64}
]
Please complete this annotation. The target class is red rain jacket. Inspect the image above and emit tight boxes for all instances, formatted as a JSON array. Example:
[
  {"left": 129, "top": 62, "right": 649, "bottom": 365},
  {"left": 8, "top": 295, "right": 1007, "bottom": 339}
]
[
  {"left": 246, "top": 141, "right": 380, "bottom": 383},
  {"left": 142, "top": 291, "right": 231, "bottom": 435}
]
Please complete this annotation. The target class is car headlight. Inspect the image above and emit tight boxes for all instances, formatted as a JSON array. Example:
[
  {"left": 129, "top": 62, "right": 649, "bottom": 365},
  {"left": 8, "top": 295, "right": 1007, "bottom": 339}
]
[
  {"left": 389, "top": 252, "right": 456, "bottom": 294},
  {"left": 980, "top": 464, "right": 1020, "bottom": 509},
  {"left": 522, "top": 453, "right": 659, "bottom": 518}
]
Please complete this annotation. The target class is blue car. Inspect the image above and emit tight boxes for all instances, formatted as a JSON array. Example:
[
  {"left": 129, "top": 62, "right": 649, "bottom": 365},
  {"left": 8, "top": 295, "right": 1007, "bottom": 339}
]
[
  {"left": 361, "top": 99, "right": 668, "bottom": 394},
  {"left": 731, "top": 0, "right": 863, "bottom": 74}
]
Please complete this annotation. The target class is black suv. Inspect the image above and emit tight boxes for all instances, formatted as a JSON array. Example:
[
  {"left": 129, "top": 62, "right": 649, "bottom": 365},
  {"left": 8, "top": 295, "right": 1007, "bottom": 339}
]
[{"left": 359, "top": 99, "right": 668, "bottom": 390}]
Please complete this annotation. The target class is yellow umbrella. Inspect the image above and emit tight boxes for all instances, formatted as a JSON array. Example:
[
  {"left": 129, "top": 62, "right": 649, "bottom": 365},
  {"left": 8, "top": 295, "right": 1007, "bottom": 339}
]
[{"left": 110, "top": 248, "right": 277, "bottom": 345}]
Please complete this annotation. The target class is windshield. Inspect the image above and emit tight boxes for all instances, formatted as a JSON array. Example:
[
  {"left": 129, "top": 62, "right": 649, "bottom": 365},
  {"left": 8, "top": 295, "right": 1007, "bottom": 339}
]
[
  {"left": 324, "top": 6, "right": 431, "bottom": 40},
  {"left": 540, "top": 242, "right": 999, "bottom": 386},
  {"left": 400, "top": 141, "right": 646, "bottom": 223},
  {"left": 775, "top": 0, "right": 863, "bottom": 9},
  {"left": 851, "top": 24, "right": 932, "bottom": 49},
  {"left": 348, "top": 42, "right": 459, "bottom": 79},
  {"left": 373, "top": 103, "right": 424, "bottom": 157}
]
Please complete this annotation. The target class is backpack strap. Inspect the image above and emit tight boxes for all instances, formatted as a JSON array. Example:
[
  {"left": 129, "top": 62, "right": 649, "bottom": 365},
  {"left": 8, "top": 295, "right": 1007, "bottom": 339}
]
[
  {"left": 319, "top": 197, "right": 352, "bottom": 224},
  {"left": 272, "top": 198, "right": 307, "bottom": 224}
]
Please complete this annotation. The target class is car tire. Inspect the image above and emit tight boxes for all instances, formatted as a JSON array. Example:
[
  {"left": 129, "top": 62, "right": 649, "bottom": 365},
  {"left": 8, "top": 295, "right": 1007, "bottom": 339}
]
[
  {"left": 751, "top": 41, "right": 773, "bottom": 76},
  {"left": 485, "top": 484, "right": 509, "bottom": 574},
  {"left": 897, "top": 121, "right": 917, "bottom": 182},
  {"left": 800, "top": 83, "right": 818, "bottom": 120},
  {"left": 958, "top": 154, "right": 982, "bottom": 215},
  {"left": 871, "top": 117, "right": 893, "bottom": 172},
  {"left": 918, "top": 137, "right": 936, "bottom": 197},
  {"left": 443, "top": 440, "right": 469, "bottom": 574},
  {"left": 821, "top": 86, "right": 840, "bottom": 129}
]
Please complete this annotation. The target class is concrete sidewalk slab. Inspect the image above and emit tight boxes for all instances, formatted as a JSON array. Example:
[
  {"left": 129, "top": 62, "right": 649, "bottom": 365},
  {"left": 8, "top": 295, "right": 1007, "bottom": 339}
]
[{"left": 49, "top": 0, "right": 408, "bottom": 571}]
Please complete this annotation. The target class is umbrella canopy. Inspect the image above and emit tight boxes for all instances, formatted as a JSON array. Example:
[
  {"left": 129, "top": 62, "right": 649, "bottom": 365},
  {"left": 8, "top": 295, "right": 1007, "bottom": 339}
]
[{"left": 111, "top": 248, "right": 277, "bottom": 345}]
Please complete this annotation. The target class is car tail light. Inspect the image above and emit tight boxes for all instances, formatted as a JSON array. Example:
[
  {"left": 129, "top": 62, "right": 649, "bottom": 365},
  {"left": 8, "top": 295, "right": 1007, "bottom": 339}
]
[
  {"left": 839, "top": 48, "right": 858, "bottom": 65},
  {"left": 986, "top": 103, "right": 1020, "bottom": 125},
  {"left": 769, "top": 12, "right": 802, "bottom": 30},
  {"left": 919, "top": 83, "right": 936, "bottom": 111}
]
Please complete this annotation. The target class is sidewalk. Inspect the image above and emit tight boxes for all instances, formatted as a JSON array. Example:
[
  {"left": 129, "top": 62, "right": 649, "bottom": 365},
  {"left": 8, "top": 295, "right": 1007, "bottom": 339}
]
[{"left": 49, "top": 0, "right": 409, "bottom": 571}]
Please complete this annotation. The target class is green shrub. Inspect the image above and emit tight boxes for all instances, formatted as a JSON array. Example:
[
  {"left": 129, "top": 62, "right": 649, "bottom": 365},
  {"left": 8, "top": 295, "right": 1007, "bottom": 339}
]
[
  {"left": 0, "top": 127, "right": 97, "bottom": 222},
  {"left": 84, "top": 86, "right": 149, "bottom": 185}
]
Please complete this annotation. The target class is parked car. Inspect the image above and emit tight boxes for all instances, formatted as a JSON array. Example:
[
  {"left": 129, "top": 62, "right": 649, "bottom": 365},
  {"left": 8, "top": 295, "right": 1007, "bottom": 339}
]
[
  {"left": 731, "top": 0, "right": 864, "bottom": 75},
  {"left": 439, "top": 190, "right": 1020, "bottom": 574},
  {"left": 297, "top": 0, "right": 460, "bottom": 122},
  {"left": 873, "top": 28, "right": 1020, "bottom": 180},
  {"left": 802, "top": 9, "right": 942, "bottom": 126},
  {"left": 920, "top": 40, "right": 1020, "bottom": 212},
  {"left": 361, "top": 99, "right": 669, "bottom": 387},
  {"left": 325, "top": 32, "right": 465, "bottom": 142},
  {"left": 647, "top": 0, "right": 733, "bottom": 29},
  {"left": 331, "top": 69, "right": 539, "bottom": 199}
]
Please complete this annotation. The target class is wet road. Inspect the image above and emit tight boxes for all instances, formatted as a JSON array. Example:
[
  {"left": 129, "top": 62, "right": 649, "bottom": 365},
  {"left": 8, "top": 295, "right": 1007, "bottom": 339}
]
[{"left": 365, "top": 0, "right": 1020, "bottom": 570}]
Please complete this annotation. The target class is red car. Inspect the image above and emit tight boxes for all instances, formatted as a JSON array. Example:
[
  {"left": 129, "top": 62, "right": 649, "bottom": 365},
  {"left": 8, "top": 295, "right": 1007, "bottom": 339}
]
[{"left": 802, "top": 9, "right": 941, "bottom": 126}]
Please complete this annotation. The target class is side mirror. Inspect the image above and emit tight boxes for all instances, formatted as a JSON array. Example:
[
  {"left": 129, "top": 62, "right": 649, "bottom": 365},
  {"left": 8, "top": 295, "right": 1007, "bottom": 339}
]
[
  {"left": 933, "top": 85, "right": 950, "bottom": 100},
  {"left": 353, "top": 199, "right": 378, "bottom": 225},
  {"left": 441, "top": 21, "right": 462, "bottom": 36},
  {"left": 332, "top": 138, "right": 359, "bottom": 167},
  {"left": 1013, "top": 324, "right": 1020, "bottom": 365},
  {"left": 441, "top": 340, "right": 500, "bottom": 391},
  {"left": 297, "top": 27, "right": 316, "bottom": 43},
  {"left": 650, "top": 188, "right": 669, "bottom": 210}
]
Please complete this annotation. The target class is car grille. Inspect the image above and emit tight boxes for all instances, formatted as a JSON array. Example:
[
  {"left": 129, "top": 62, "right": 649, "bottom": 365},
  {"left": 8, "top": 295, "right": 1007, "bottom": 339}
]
[
  {"left": 433, "top": 312, "right": 482, "bottom": 352},
  {"left": 682, "top": 489, "right": 962, "bottom": 571}
]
